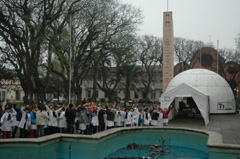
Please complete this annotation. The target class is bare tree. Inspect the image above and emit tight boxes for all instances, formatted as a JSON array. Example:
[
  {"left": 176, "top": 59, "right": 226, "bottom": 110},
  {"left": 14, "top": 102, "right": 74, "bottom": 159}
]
[
  {"left": 174, "top": 37, "right": 201, "bottom": 72},
  {"left": 51, "top": 0, "right": 142, "bottom": 103},
  {"left": 137, "top": 35, "right": 163, "bottom": 99},
  {"left": 0, "top": 0, "right": 82, "bottom": 104}
]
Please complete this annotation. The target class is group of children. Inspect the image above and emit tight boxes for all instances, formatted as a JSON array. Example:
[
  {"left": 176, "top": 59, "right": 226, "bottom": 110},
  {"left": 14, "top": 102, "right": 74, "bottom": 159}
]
[{"left": 0, "top": 101, "right": 172, "bottom": 139}]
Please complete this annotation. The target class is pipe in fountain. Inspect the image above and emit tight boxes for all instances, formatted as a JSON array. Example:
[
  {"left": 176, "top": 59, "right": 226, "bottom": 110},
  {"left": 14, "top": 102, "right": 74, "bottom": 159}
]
[
  {"left": 159, "top": 137, "right": 162, "bottom": 153},
  {"left": 69, "top": 143, "right": 72, "bottom": 159},
  {"left": 98, "top": 147, "right": 101, "bottom": 159},
  {"left": 105, "top": 146, "right": 107, "bottom": 159},
  {"left": 162, "top": 135, "right": 165, "bottom": 152},
  {"left": 169, "top": 136, "right": 171, "bottom": 150}
]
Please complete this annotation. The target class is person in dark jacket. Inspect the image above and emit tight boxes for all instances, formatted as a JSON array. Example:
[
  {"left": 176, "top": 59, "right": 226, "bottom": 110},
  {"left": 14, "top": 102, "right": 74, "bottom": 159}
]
[
  {"left": 98, "top": 105, "right": 106, "bottom": 132},
  {"left": 65, "top": 104, "right": 76, "bottom": 134},
  {"left": 106, "top": 107, "right": 115, "bottom": 129}
]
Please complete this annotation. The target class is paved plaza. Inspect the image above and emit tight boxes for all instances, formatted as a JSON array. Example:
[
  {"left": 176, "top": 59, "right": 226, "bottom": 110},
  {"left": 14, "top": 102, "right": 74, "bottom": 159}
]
[{"left": 169, "top": 114, "right": 240, "bottom": 145}]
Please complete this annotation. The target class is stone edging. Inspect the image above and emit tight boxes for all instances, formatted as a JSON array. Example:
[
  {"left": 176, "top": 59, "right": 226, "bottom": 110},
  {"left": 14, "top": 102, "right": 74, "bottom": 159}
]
[{"left": 0, "top": 127, "right": 240, "bottom": 150}]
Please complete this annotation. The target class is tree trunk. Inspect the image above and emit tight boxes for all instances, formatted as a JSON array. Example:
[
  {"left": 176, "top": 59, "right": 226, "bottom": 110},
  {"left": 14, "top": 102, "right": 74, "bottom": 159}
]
[
  {"left": 23, "top": 89, "right": 29, "bottom": 104},
  {"left": 107, "top": 91, "right": 113, "bottom": 103},
  {"left": 145, "top": 86, "right": 150, "bottom": 99},
  {"left": 92, "top": 73, "right": 97, "bottom": 102},
  {"left": 124, "top": 78, "right": 130, "bottom": 101},
  {"left": 75, "top": 86, "right": 82, "bottom": 105}
]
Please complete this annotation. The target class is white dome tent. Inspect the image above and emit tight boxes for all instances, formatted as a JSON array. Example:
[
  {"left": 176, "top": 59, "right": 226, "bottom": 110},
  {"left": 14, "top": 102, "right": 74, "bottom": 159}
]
[{"left": 160, "top": 69, "right": 236, "bottom": 126}]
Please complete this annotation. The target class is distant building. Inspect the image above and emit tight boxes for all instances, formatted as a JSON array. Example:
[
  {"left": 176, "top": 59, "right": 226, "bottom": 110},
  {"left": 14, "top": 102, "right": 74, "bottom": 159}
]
[
  {"left": 174, "top": 46, "right": 240, "bottom": 105},
  {"left": 0, "top": 79, "right": 24, "bottom": 102},
  {"left": 0, "top": 65, "right": 164, "bottom": 104}
]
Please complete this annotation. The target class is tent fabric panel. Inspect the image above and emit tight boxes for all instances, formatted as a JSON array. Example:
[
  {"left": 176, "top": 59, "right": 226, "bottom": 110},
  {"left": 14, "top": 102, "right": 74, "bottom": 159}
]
[{"left": 160, "top": 83, "right": 210, "bottom": 126}]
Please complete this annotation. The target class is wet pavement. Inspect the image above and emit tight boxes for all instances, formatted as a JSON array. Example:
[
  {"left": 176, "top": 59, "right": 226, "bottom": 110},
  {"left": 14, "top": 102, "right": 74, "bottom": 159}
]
[{"left": 169, "top": 114, "right": 240, "bottom": 145}]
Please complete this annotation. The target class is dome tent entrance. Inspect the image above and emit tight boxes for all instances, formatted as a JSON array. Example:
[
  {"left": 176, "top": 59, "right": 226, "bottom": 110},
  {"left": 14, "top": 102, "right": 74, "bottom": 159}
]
[{"left": 160, "top": 83, "right": 210, "bottom": 126}]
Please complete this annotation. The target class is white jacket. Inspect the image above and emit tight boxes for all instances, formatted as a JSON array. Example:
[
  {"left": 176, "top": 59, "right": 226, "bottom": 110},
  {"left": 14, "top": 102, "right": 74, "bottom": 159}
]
[
  {"left": 124, "top": 112, "right": 134, "bottom": 126},
  {"left": 45, "top": 105, "right": 62, "bottom": 127},
  {"left": 36, "top": 110, "right": 47, "bottom": 126},
  {"left": 58, "top": 111, "right": 67, "bottom": 128},
  {"left": 143, "top": 112, "right": 151, "bottom": 126},
  {"left": 1, "top": 112, "right": 12, "bottom": 131},
  {"left": 158, "top": 112, "right": 163, "bottom": 127},
  {"left": 11, "top": 108, "right": 19, "bottom": 127},
  {"left": 18, "top": 107, "right": 31, "bottom": 130},
  {"left": 114, "top": 110, "right": 125, "bottom": 126}
]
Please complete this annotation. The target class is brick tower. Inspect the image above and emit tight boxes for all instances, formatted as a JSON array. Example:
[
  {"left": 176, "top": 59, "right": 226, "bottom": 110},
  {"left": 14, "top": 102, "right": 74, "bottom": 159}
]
[{"left": 162, "top": 12, "right": 174, "bottom": 93}]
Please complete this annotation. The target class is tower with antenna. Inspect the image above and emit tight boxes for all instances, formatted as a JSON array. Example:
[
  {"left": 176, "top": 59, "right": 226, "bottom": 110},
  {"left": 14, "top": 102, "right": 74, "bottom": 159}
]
[{"left": 162, "top": 0, "right": 174, "bottom": 93}]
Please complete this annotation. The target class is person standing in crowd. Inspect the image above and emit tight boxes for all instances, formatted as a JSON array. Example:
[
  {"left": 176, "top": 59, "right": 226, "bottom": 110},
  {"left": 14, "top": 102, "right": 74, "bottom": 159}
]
[
  {"left": 36, "top": 105, "right": 47, "bottom": 137},
  {"left": 0, "top": 101, "right": 2, "bottom": 118},
  {"left": 148, "top": 106, "right": 154, "bottom": 115},
  {"left": 18, "top": 106, "right": 31, "bottom": 138},
  {"left": 114, "top": 106, "right": 124, "bottom": 127},
  {"left": 44, "top": 106, "right": 49, "bottom": 135},
  {"left": 0, "top": 101, "right": 3, "bottom": 135},
  {"left": 143, "top": 108, "right": 151, "bottom": 126},
  {"left": 132, "top": 104, "right": 139, "bottom": 114},
  {"left": 158, "top": 109, "right": 164, "bottom": 127},
  {"left": 65, "top": 104, "right": 76, "bottom": 134},
  {"left": 10, "top": 104, "right": 19, "bottom": 138},
  {"left": 98, "top": 105, "right": 106, "bottom": 132},
  {"left": 75, "top": 105, "right": 80, "bottom": 132},
  {"left": 124, "top": 108, "right": 132, "bottom": 127},
  {"left": 130, "top": 108, "right": 138, "bottom": 126},
  {"left": 161, "top": 105, "right": 173, "bottom": 126},
  {"left": 79, "top": 107, "right": 88, "bottom": 134},
  {"left": 45, "top": 104, "right": 62, "bottom": 135},
  {"left": 106, "top": 106, "right": 115, "bottom": 129},
  {"left": 91, "top": 106, "right": 99, "bottom": 133},
  {"left": 30, "top": 106, "right": 38, "bottom": 138},
  {"left": 138, "top": 109, "right": 144, "bottom": 126},
  {"left": 58, "top": 107, "right": 67, "bottom": 133},
  {"left": 0, "top": 106, "right": 12, "bottom": 138},
  {"left": 85, "top": 107, "right": 93, "bottom": 134},
  {"left": 151, "top": 109, "right": 159, "bottom": 126}
]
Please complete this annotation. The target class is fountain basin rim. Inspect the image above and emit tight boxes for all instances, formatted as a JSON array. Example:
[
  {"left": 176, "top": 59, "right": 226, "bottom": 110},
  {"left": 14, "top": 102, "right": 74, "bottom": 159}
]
[{"left": 0, "top": 127, "right": 239, "bottom": 149}]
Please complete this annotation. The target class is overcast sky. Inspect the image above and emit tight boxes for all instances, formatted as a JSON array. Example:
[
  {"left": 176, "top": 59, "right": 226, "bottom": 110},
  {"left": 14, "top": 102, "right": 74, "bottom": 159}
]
[{"left": 121, "top": 0, "right": 240, "bottom": 49}]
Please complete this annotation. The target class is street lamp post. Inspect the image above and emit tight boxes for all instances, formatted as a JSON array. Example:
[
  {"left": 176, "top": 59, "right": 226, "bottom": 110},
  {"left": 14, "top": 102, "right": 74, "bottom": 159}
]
[{"left": 69, "top": 15, "right": 72, "bottom": 105}]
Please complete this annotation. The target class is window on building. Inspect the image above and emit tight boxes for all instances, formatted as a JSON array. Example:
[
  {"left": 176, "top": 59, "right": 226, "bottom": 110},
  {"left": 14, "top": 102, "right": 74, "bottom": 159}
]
[
  {"left": 95, "top": 90, "right": 99, "bottom": 98},
  {"left": 87, "top": 90, "right": 91, "bottom": 98},
  {"left": 16, "top": 91, "right": 20, "bottom": 101},
  {"left": 134, "top": 91, "right": 138, "bottom": 99}
]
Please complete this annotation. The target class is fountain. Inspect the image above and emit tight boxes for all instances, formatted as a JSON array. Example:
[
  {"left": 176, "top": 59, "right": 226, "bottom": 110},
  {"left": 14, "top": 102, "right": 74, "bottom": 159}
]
[{"left": 0, "top": 127, "right": 240, "bottom": 159}]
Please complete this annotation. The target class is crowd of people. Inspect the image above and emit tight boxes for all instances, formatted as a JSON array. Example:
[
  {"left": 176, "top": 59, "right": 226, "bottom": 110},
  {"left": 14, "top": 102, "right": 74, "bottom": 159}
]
[{"left": 0, "top": 100, "right": 172, "bottom": 139}]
